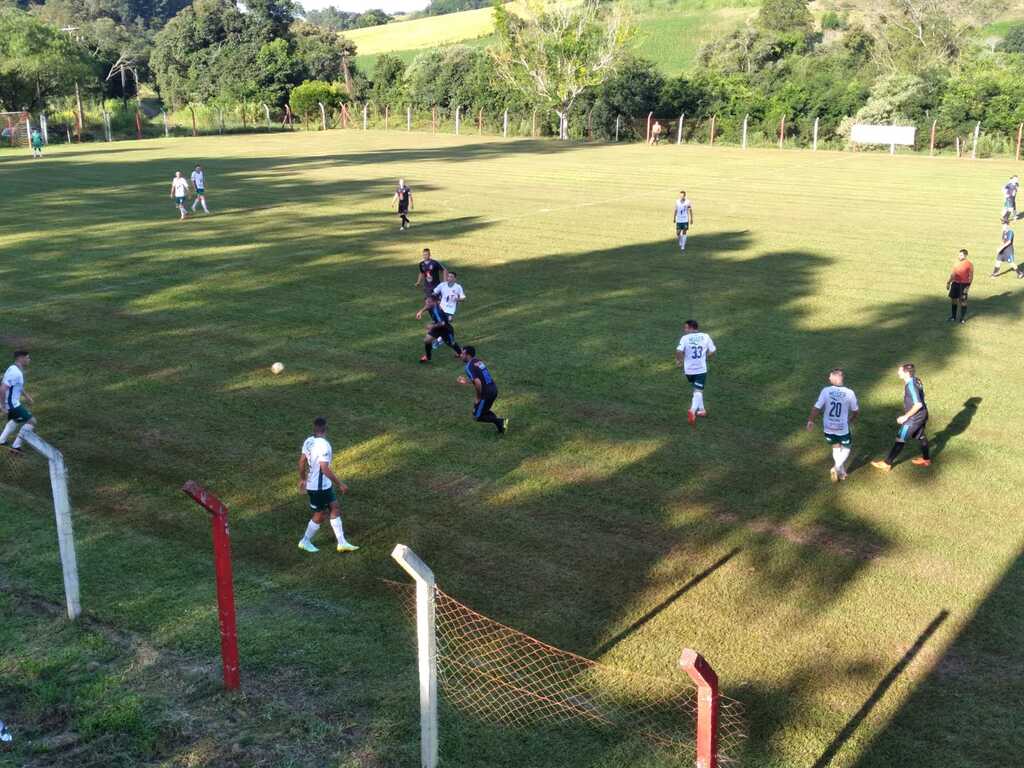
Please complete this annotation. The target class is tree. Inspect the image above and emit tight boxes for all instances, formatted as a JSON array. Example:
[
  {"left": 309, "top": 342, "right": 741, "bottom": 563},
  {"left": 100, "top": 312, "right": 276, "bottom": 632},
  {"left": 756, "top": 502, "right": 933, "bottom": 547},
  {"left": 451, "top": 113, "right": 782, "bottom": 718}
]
[
  {"left": 757, "top": 0, "right": 813, "bottom": 35},
  {"left": 997, "top": 22, "right": 1024, "bottom": 53},
  {"left": 868, "top": 0, "right": 999, "bottom": 71},
  {"left": 491, "top": 0, "right": 631, "bottom": 139},
  {"left": 289, "top": 79, "right": 337, "bottom": 125},
  {"left": 370, "top": 53, "right": 406, "bottom": 108},
  {"left": 589, "top": 56, "right": 663, "bottom": 139},
  {"left": 354, "top": 9, "right": 390, "bottom": 28},
  {"left": 0, "top": 8, "right": 98, "bottom": 111},
  {"left": 292, "top": 22, "right": 356, "bottom": 83}
]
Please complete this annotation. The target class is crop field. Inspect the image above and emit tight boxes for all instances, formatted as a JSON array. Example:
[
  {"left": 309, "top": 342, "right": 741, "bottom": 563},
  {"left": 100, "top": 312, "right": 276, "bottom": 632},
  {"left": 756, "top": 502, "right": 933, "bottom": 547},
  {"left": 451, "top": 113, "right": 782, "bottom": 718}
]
[
  {"left": 348, "top": 0, "right": 759, "bottom": 76},
  {"left": 0, "top": 131, "right": 1022, "bottom": 768}
]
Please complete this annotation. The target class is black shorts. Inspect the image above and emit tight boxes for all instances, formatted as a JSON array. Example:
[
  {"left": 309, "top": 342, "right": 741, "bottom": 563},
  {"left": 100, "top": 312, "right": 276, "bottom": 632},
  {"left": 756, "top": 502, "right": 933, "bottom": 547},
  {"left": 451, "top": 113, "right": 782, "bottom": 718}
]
[
  {"left": 676, "top": 222, "right": 689, "bottom": 234},
  {"left": 948, "top": 282, "right": 969, "bottom": 300},
  {"left": 398, "top": 205, "right": 409, "bottom": 215},
  {"left": 430, "top": 324, "right": 454, "bottom": 341},
  {"left": 898, "top": 415, "right": 928, "bottom": 442},
  {"left": 473, "top": 390, "right": 498, "bottom": 419}
]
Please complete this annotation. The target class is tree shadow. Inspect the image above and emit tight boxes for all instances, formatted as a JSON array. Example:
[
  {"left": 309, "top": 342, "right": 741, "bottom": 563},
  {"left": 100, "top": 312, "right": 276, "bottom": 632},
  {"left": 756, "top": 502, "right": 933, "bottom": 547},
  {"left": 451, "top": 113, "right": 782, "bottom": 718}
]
[{"left": 851, "top": 550, "right": 1024, "bottom": 768}]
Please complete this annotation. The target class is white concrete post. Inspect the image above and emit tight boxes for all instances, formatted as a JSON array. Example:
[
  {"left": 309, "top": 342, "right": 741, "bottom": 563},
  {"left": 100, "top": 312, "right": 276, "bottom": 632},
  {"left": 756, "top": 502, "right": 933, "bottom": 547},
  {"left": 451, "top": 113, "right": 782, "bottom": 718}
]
[
  {"left": 615, "top": 115, "right": 620, "bottom": 142},
  {"left": 40, "top": 114, "right": 49, "bottom": 144},
  {"left": 972, "top": 121, "right": 981, "bottom": 159},
  {"left": 21, "top": 430, "right": 80, "bottom": 620},
  {"left": 391, "top": 545, "right": 438, "bottom": 768},
  {"left": 161, "top": 110, "right": 169, "bottom": 138},
  {"left": 812, "top": 117, "right": 819, "bottom": 152},
  {"left": 262, "top": 103, "right": 271, "bottom": 131},
  {"left": 503, "top": 109, "right": 508, "bottom": 138},
  {"left": 742, "top": 114, "right": 748, "bottom": 149},
  {"left": 455, "top": 106, "right": 461, "bottom": 135},
  {"left": 407, "top": 106, "right": 412, "bottom": 131},
  {"left": 363, "top": 103, "right": 368, "bottom": 130},
  {"left": 676, "top": 113, "right": 684, "bottom": 145},
  {"left": 318, "top": 101, "right": 327, "bottom": 130}
]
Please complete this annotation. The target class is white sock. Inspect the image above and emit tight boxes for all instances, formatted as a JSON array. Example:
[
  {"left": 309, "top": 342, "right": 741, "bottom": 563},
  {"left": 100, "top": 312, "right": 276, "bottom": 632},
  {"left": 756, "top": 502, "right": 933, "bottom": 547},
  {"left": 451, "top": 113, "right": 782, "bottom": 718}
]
[
  {"left": 11, "top": 422, "right": 32, "bottom": 449},
  {"left": 330, "top": 517, "right": 346, "bottom": 544},
  {"left": 680, "top": 234, "right": 688, "bottom": 250},
  {"left": 694, "top": 391, "right": 704, "bottom": 411},
  {"left": 301, "top": 520, "right": 320, "bottom": 544},
  {"left": 690, "top": 391, "right": 699, "bottom": 412},
  {"left": 191, "top": 200, "right": 198, "bottom": 211},
  {"left": 202, "top": 200, "right": 209, "bottom": 213},
  {"left": 835, "top": 445, "right": 851, "bottom": 473},
  {"left": 0, "top": 420, "right": 17, "bottom": 444}
]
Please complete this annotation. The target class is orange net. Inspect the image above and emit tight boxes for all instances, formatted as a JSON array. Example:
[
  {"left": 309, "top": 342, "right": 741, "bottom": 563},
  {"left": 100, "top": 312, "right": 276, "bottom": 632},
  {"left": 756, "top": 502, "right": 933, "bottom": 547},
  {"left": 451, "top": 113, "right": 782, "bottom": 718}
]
[{"left": 388, "top": 581, "right": 745, "bottom": 763}]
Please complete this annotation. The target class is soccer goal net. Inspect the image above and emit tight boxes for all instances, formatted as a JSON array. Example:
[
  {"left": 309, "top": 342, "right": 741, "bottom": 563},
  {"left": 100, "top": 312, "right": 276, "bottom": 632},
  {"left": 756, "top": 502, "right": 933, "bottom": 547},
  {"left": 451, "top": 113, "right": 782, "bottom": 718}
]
[
  {"left": 0, "top": 112, "right": 30, "bottom": 147},
  {"left": 389, "top": 545, "right": 745, "bottom": 767}
]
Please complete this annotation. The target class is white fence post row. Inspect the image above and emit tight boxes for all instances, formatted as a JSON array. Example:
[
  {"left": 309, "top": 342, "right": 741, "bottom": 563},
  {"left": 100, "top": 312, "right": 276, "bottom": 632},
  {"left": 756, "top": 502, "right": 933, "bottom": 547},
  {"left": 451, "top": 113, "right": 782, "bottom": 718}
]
[
  {"left": 972, "top": 121, "right": 981, "bottom": 159},
  {"left": 503, "top": 109, "right": 508, "bottom": 138},
  {"left": 20, "top": 430, "right": 80, "bottom": 620},
  {"left": 455, "top": 106, "right": 461, "bottom": 135},
  {"left": 391, "top": 545, "right": 438, "bottom": 768},
  {"left": 40, "top": 114, "right": 49, "bottom": 145},
  {"left": 812, "top": 117, "right": 819, "bottom": 151},
  {"left": 676, "top": 113, "right": 684, "bottom": 145},
  {"left": 742, "top": 114, "right": 748, "bottom": 150}
]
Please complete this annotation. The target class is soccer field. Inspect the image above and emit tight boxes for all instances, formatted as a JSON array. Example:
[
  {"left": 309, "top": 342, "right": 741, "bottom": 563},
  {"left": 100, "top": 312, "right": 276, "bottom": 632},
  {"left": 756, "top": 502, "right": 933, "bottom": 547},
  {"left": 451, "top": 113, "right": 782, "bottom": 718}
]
[{"left": 1, "top": 132, "right": 1022, "bottom": 768}]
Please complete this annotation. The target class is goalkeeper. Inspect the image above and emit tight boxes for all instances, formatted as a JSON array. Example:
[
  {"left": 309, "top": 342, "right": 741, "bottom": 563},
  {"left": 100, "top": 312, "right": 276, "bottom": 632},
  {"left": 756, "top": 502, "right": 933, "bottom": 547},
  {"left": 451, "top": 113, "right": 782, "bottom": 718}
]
[{"left": 30, "top": 129, "right": 43, "bottom": 159}]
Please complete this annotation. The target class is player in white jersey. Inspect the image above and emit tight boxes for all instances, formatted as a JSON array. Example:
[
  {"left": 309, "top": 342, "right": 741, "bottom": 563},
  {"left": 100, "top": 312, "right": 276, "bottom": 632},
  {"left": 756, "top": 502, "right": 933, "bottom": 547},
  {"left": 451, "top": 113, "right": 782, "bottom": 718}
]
[
  {"left": 673, "top": 191, "right": 694, "bottom": 252},
  {"left": 190, "top": 165, "right": 210, "bottom": 214},
  {"left": 169, "top": 171, "right": 190, "bottom": 220},
  {"left": 297, "top": 417, "right": 358, "bottom": 553},
  {"left": 0, "top": 350, "right": 36, "bottom": 455},
  {"left": 423, "top": 270, "right": 466, "bottom": 348},
  {"left": 674, "top": 319, "right": 716, "bottom": 427},
  {"left": 806, "top": 368, "right": 859, "bottom": 482}
]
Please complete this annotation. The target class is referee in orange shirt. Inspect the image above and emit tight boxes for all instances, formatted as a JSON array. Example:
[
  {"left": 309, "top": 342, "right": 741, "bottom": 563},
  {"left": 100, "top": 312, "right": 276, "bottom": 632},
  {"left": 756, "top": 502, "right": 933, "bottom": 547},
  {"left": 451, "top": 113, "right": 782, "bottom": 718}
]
[{"left": 946, "top": 249, "right": 973, "bottom": 324}]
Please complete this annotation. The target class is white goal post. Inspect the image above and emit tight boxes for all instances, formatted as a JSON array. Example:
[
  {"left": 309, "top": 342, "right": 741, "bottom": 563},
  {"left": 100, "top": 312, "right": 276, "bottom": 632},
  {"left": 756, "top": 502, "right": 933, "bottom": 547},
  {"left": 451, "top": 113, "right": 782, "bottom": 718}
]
[
  {"left": 18, "top": 430, "right": 80, "bottom": 620},
  {"left": 850, "top": 123, "right": 917, "bottom": 154}
]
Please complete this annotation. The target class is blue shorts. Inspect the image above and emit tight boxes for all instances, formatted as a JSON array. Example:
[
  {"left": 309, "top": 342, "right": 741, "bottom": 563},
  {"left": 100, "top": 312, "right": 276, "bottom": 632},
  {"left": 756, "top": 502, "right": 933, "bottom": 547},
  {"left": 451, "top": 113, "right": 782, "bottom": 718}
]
[
  {"left": 685, "top": 372, "right": 706, "bottom": 389},
  {"left": 174, "top": 196, "right": 186, "bottom": 205}
]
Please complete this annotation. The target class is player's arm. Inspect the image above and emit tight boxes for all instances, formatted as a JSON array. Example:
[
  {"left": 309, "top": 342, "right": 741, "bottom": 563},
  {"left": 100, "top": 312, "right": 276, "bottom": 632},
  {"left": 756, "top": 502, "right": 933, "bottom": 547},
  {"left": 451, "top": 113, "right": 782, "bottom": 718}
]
[
  {"left": 674, "top": 348, "right": 685, "bottom": 367},
  {"left": 0, "top": 382, "right": 7, "bottom": 411},
  {"left": 391, "top": 191, "right": 399, "bottom": 207},
  {"left": 946, "top": 270, "right": 955, "bottom": 289},
  {"left": 806, "top": 406, "right": 820, "bottom": 431},
  {"left": 688, "top": 205, "right": 694, "bottom": 227},
  {"left": 319, "top": 461, "right": 348, "bottom": 493},
  {"left": 20, "top": 389, "right": 32, "bottom": 404},
  {"left": 849, "top": 407, "right": 859, "bottom": 424},
  {"left": 298, "top": 453, "right": 309, "bottom": 491},
  {"left": 414, "top": 270, "right": 423, "bottom": 288},
  {"left": 408, "top": 191, "right": 413, "bottom": 211},
  {"left": 898, "top": 386, "right": 923, "bottom": 423}
]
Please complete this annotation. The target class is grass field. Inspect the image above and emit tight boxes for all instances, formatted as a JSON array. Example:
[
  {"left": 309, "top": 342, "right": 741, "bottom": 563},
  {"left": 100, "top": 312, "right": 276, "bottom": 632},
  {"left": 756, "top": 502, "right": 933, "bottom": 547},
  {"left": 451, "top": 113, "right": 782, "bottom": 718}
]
[
  {"left": 1, "top": 131, "right": 1023, "bottom": 768},
  {"left": 348, "top": 0, "right": 759, "bottom": 76}
]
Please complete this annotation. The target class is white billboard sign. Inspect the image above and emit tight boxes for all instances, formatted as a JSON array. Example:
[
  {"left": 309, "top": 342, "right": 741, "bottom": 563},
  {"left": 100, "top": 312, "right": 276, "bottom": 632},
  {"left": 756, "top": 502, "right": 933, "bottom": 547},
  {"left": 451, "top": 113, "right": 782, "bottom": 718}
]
[{"left": 850, "top": 124, "right": 917, "bottom": 153}]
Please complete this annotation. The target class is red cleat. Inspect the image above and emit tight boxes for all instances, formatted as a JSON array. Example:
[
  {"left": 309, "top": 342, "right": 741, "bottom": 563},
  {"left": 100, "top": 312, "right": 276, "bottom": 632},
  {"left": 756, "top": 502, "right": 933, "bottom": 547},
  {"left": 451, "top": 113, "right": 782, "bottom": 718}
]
[
  {"left": 696, "top": 409, "right": 707, "bottom": 417},
  {"left": 911, "top": 458, "right": 932, "bottom": 466},
  {"left": 687, "top": 410, "right": 696, "bottom": 426},
  {"left": 419, "top": 356, "right": 430, "bottom": 364}
]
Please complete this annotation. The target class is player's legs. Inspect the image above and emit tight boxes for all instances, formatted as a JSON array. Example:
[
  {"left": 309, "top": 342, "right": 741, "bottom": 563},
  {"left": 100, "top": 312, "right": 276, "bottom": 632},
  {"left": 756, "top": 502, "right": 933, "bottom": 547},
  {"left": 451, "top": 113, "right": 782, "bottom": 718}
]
[
  {"left": 473, "top": 394, "right": 505, "bottom": 433},
  {"left": 299, "top": 504, "right": 327, "bottom": 552},
  {"left": 441, "top": 327, "right": 461, "bottom": 355},
  {"left": 911, "top": 428, "right": 931, "bottom": 465},
  {"left": 421, "top": 330, "right": 438, "bottom": 361},
  {"left": 199, "top": 194, "right": 209, "bottom": 213},
  {"left": 677, "top": 223, "right": 688, "bottom": 252},
  {"left": 11, "top": 417, "right": 35, "bottom": 450},
  {"left": 327, "top": 499, "right": 358, "bottom": 552}
]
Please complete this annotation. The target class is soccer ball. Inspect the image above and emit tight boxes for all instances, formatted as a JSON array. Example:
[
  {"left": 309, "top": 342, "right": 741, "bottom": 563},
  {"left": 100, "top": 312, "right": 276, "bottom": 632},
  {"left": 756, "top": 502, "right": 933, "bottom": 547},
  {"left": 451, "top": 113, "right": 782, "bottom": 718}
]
[{"left": 271, "top": 362, "right": 284, "bottom": 375}]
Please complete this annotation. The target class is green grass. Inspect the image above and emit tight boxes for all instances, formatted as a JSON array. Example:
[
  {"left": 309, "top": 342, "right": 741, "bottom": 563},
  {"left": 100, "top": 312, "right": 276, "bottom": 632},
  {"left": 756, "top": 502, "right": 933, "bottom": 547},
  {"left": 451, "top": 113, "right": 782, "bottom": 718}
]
[
  {"left": 1, "top": 131, "right": 1023, "bottom": 768},
  {"left": 349, "top": 0, "right": 759, "bottom": 75}
]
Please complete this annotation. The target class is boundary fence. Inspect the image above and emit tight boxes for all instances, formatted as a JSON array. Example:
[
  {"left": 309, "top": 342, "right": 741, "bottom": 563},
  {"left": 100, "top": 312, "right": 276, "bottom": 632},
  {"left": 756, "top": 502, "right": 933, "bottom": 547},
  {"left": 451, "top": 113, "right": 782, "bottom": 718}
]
[{"left": 10, "top": 99, "right": 1024, "bottom": 161}]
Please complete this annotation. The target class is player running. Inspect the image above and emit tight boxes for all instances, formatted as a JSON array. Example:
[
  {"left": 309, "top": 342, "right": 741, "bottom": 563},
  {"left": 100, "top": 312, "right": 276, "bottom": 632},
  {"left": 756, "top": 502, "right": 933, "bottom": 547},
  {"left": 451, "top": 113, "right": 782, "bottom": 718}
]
[
  {"left": 993, "top": 220, "right": 1019, "bottom": 277},
  {"left": 673, "top": 191, "right": 694, "bottom": 252},
  {"left": 170, "top": 171, "right": 190, "bottom": 221},
  {"left": 0, "top": 351, "right": 36, "bottom": 456},
  {"left": 419, "top": 270, "right": 466, "bottom": 350},
  {"left": 190, "top": 165, "right": 210, "bottom": 214},
  {"left": 392, "top": 178, "right": 413, "bottom": 231},
  {"left": 1003, "top": 175, "right": 1019, "bottom": 222},
  {"left": 946, "top": 249, "right": 973, "bottom": 323},
  {"left": 30, "top": 129, "right": 43, "bottom": 159},
  {"left": 297, "top": 417, "right": 358, "bottom": 553},
  {"left": 871, "top": 364, "right": 931, "bottom": 472},
  {"left": 415, "top": 248, "right": 445, "bottom": 300},
  {"left": 418, "top": 296, "right": 462, "bottom": 363},
  {"left": 675, "top": 319, "right": 716, "bottom": 427},
  {"left": 457, "top": 346, "right": 507, "bottom": 434},
  {"left": 806, "top": 368, "right": 859, "bottom": 482}
]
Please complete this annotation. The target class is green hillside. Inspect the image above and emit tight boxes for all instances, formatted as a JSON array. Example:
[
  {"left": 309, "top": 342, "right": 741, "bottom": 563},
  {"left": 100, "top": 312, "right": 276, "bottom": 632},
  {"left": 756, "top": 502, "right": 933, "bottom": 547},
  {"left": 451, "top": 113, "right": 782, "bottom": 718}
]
[{"left": 349, "top": 0, "right": 760, "bottom": 76}]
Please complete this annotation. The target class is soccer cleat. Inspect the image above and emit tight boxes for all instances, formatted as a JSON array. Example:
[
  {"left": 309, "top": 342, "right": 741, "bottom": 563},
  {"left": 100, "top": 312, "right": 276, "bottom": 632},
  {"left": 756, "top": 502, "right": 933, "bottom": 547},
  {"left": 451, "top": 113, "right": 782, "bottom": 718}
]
[
  {"left": 911, "top": 458, "right": 932, "bottom": 466},
  {"left": 830, "top": 467, "right": 839, "bottom": 483},
  {"left": 870, "top": 460, "right": 892, "bottom": 472},
  {"left": 336, "top": 542, "right": 360, "bottom": 553},
  {"left": 838, "top": 471, "right": 848, "bottom": 481},
  {"left": 696, "top": 409, "right": 707, "bottom": 417},
  {"left": 419, "top": 355, "right": 430, "bottom": 364},
  {"left": 960, "top": 319, "right": 967, "bottom": 324},
  {"left": 498, "top": 417, "right": 508, "bottom": 435},
  {"left": 687, "top": 410, "right": 697, "bottom": 426},
  {"left": 298, "top": 540, "right": 319, "bottom": 553},
  {"left": 7, "top": 445, "right": 23, "bottom": 456}
]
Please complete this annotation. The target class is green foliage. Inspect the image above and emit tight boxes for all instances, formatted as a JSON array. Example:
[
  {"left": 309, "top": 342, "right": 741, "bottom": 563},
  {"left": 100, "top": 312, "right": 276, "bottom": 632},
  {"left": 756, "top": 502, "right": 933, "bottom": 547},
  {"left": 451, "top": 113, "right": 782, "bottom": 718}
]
[
  {"left": 426, "top": 0, "right": 494, "bottom": 15},
  {"left": 370, "top": 53, "right": 407, "bottom": 107},
  {"left": 756, "top": 0, "right": 812, "bottom": 35},
  {"left": 0, "top": 7, "right": 98, "bottom": 111},
  {"left": 820, "top": 10, "right": 844, "bottom": 30},
  {"left": 938, "top": 52, "right": 1024, "bottom": 138},
  {"left": 303, "top": 6, "right": 393, "bottom": 32},
  {"left": 289, "top": 79, "right": 339, "bottom": 123},
  {"left": 996, "top": 21, "right": 1024, "bottom": 53},
  {"left": 590, "top": 56, "right": 664, "bottom": 139}
]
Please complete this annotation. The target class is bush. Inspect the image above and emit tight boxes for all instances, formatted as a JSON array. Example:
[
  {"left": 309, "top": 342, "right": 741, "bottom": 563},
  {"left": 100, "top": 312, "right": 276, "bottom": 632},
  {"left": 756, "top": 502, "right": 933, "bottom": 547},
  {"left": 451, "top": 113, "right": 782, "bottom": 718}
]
[
  {"left": 289, "top": 80, "right": 340, "bottom": 126},
  {"left": 821, "top": 11, "right": 844, "bottom": 31},
  {"left": 997, "top": 22, "right": 1024, "bottom": 54}
]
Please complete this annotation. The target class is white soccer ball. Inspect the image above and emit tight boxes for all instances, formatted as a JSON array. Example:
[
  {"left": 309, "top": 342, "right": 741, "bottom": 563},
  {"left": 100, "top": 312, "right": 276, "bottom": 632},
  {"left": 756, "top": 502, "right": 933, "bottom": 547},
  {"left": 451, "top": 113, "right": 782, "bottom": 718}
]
[{"left": 271, "top": 362, "right": 284, "bottom": 375}]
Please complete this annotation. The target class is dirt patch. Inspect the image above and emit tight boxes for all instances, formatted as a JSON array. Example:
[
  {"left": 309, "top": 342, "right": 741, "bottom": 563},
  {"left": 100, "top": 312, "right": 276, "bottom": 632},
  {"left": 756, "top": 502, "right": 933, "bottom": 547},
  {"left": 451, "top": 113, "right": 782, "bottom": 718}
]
[{"left": 714, "top": 512, "right": 883, "bottom": 561}]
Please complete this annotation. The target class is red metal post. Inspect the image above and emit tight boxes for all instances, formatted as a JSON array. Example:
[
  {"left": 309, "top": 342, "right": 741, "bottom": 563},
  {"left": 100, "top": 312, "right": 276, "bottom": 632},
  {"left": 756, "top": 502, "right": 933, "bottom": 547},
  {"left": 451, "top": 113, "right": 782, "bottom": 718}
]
[
  {"left": 680, "top": 649, "right": 719, "bottom": 768},
  {"left": 182, "top": 481, "right": 240, "bottom": 691}
]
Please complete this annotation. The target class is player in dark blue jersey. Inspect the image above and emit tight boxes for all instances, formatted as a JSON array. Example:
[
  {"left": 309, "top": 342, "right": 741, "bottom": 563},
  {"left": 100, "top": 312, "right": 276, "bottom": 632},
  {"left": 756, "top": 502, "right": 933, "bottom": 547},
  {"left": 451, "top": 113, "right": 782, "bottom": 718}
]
[
  {"left": 872, "top": 363, "right": 931, "bottom": 471},
  {"left": 415, "top": 248, "right": 445, "bottom": 299},
  {"left": 418, "top": 296, "right": 461, "bottom": 362},
  {"left": 457, "top": 346, "right": 507, "bottom": 433}
]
